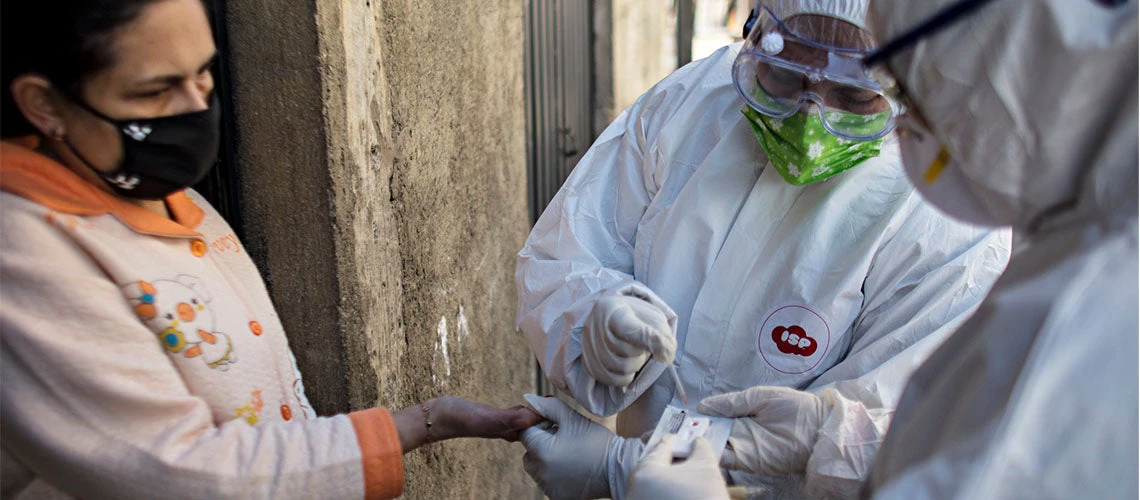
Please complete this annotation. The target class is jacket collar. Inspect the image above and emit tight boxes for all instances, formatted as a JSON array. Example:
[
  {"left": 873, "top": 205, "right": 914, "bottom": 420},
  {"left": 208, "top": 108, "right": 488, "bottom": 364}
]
[{"left": 0, "top": 137, "right": 204, "bottom": 238}]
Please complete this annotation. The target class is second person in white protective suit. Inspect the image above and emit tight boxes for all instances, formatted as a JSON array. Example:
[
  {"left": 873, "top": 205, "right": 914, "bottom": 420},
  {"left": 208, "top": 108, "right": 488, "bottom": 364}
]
[
  {"left": 517, "top": 0, "right": 1012, "bottom": 498},
  {"left": 859, "top": 0, "right": 1139, "bottom": 497}
]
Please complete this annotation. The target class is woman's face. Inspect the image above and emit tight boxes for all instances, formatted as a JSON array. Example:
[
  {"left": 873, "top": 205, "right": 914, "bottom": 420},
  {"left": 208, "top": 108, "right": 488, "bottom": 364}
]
[{"left": 54, "top": 0, "right": 217, "bottom": 173}]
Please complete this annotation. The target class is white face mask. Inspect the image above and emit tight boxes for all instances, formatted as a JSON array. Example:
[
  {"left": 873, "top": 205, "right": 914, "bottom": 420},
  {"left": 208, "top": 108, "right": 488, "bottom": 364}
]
[
  {"left": 896, "top": 114, "right": 1010, "bottom": 228},
  {"left": 873, "top": 0, "right": 1137, "bottom": 233}
]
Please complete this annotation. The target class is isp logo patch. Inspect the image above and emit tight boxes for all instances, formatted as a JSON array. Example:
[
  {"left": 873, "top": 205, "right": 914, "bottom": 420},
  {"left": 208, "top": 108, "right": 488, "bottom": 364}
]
[{"left": 757, "top": 305, "right": 830, "bottom": 374}]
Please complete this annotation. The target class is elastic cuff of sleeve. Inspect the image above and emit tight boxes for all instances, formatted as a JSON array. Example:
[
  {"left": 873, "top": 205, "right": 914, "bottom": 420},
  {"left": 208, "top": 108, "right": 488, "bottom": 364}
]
[
  {"left": 607, "top": 436, "right": 646, "bottom": 500},
  {"left": 349, "top": 408, "right": 405, "bottom": 499}
]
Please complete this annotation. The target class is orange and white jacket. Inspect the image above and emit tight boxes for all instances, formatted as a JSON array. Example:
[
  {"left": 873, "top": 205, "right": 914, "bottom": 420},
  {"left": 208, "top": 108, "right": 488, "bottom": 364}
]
[{"left": 0, "top": 139, "right": 402, "bottom": 499}]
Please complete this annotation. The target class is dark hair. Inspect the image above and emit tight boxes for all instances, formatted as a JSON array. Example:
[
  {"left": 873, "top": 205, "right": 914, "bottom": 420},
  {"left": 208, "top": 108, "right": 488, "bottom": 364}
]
[{"left": 1, "top": 0, "right": 167, "bottom": 137}]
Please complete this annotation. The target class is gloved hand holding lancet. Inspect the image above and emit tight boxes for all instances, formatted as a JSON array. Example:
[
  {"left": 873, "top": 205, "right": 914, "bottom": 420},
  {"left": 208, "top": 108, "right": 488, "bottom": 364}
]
[{"left": 582, "top": 288, "right": 678, "bottom": 387}]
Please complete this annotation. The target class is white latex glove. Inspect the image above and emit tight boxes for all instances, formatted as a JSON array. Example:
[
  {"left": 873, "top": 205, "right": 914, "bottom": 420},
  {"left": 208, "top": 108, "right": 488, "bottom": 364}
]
[
  {"left": 698, "top": 386, "right": 828, "bottom": 477},
  {"left": 626, "top": 435, "right": 730, "bottom": 500},
  {"left": 582, "top": 291, "right": 677, "bottom": 387},
  {"left": 521, "top": 394, "right": 640, "bottom": 499}
]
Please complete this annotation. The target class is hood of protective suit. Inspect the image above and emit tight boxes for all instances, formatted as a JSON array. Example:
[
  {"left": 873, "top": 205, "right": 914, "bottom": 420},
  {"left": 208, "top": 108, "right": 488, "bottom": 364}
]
[
  {"left": 768, "top": 0, "right": 872, "bottom": 43},
  {"left": 867, "top": 0, "right": 1138, "bottom": 234},
  {"left": 770, "top": 0, "right": 869, "bottom": 29}
]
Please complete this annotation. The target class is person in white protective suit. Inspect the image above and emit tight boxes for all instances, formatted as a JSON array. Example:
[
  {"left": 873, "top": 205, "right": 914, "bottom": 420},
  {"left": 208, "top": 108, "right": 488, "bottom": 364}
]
[
  {"left": 516, "top": 0, "right": 1012, "bottom": 498},
  {"left": 856, "top": 0, "right": 1140, "bottom": 498}
]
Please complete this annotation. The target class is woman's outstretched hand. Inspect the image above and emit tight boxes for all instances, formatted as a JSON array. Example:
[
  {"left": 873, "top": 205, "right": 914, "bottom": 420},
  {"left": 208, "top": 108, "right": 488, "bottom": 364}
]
[
  {"left": 393, "top": 397, "right": 544, "bottom": 453},
  {"left": 430, "top": 396, "right": 544, "bottom": 442}
]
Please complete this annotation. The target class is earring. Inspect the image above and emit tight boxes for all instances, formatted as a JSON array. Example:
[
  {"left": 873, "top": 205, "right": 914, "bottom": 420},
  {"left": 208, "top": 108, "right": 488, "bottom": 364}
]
[{"left": 49, "top": 129, "right": 64, "bottom": 141}]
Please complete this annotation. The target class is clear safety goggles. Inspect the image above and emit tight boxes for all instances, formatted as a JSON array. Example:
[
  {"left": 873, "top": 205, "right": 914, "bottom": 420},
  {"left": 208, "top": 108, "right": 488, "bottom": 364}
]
[{"left": 732, "top": 6, "right": 902, "bottom": 141}]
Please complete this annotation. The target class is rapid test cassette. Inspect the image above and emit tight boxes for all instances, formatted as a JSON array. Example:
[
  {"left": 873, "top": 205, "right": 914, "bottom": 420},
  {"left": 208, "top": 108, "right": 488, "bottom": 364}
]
[{"left": 642, "top": 405, "right": 733, "bottom": 460}]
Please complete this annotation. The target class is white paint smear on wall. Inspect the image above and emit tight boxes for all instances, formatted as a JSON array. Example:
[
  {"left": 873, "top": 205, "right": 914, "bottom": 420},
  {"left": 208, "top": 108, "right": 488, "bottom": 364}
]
[
  {"left": 457, "top": 305, "right": 470, "bottom": 345},
  {"left": 434, "top": 315, "right": 451, "bottom": 386}
]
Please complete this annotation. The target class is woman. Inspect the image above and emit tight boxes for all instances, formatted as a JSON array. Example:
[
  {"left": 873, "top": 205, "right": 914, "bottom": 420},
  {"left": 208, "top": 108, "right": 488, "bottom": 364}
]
[
  {"left": 0, "top": 1, "right": 540, "bottom": 498},
  {"left": 517, "top": 0, "right": 1011, "bottom": 498}
]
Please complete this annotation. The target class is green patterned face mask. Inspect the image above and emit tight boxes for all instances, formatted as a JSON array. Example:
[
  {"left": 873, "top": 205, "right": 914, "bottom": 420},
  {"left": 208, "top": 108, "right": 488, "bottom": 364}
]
[{"left": 741, "top": 106, "right": 884, "bottom": 186}]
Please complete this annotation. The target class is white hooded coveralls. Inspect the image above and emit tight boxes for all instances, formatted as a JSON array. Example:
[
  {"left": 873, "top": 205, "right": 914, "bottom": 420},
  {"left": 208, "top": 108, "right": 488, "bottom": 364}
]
[
  {"left": 864, "top": 0, "right": 1139, "bottom": 497},
  {"left": 516, "top": 41, "right": 1011, "bottom": 496}
]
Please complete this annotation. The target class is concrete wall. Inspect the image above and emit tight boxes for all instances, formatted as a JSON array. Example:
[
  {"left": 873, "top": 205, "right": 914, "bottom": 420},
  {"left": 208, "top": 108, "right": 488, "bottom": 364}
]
[
  {"left": 610, "top": 1, "right": 678, "bottom": 116},
  {"left": 224, "top": 0, "right": 534, "bottom": 498},
  {"left": 693, "top": 0, "right": 742, "bottom": 61}
]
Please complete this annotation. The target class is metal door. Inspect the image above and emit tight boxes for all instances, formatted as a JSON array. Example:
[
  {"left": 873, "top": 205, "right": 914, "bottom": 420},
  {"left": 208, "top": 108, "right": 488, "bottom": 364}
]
[{"left": 525, "top": 0, "right": 595, "bottom": 224}]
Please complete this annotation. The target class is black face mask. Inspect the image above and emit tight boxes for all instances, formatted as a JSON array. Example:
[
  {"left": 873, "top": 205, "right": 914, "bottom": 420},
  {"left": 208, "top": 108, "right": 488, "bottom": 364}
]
[{"left": 63, "top": 92, "right": 221, "bottom": 200}]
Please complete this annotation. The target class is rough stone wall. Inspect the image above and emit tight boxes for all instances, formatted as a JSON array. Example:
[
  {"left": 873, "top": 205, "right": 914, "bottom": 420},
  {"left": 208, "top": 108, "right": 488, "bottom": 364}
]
[{"left": 224, "top": 0, "right": 534, "bottom": 498}]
